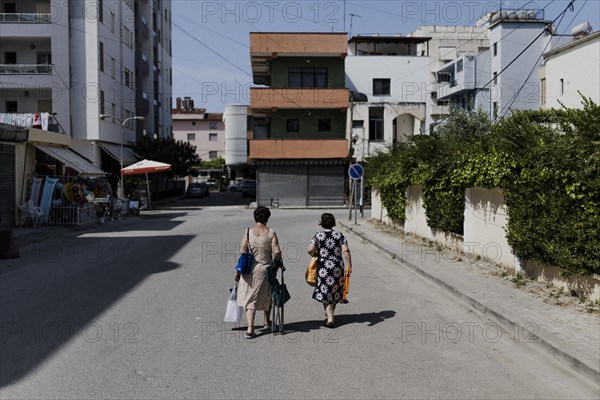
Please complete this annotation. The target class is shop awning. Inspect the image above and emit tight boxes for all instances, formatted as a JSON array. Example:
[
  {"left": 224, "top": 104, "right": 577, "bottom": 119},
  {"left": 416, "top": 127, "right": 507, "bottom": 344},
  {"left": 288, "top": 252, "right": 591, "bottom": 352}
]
[
  {"left": 97, "top": 142, "right": 139, "bottom": 166},
  {"left": 34, "top": 144, "right": 107, "bottom": 176}
]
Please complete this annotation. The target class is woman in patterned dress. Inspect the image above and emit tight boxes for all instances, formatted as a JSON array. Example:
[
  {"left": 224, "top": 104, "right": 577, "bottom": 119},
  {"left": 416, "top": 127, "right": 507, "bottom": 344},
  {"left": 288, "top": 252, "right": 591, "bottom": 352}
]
[
  {"left": 308, "top": 213, "right": 352, "bottom": 328},
  {"left": 235, "top": 206, "right": 281, "bottom": 339}
]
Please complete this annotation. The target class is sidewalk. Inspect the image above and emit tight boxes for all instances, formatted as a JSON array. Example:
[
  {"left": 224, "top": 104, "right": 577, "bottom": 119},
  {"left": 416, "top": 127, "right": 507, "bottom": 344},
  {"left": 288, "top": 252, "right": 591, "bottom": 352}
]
[{"left": 339, "top": 218, "right": 600, "bottom": 384}]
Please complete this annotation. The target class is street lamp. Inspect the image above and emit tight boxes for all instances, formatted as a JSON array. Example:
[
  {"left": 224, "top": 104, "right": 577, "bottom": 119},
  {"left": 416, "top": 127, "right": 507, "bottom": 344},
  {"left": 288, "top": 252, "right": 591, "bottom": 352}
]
[{"left": 99, "top": 114, "right": 145, "bottom": 198}]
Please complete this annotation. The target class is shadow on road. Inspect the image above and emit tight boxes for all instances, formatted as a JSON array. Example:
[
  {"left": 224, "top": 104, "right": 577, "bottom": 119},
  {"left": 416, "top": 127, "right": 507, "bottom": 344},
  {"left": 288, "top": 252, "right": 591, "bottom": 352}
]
[
  {"left": 0, "top": 212, "right": 193, "bottom": 388},
  {"left": 273, "top": 310, "right": 396, "bottom": 334}
]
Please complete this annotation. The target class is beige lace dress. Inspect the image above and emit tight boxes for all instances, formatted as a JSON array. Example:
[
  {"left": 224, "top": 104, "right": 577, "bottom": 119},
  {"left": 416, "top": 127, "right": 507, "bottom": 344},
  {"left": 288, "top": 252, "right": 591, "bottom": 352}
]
[{"left": 237, "top": 228, "right": 275, "bottom": 311}]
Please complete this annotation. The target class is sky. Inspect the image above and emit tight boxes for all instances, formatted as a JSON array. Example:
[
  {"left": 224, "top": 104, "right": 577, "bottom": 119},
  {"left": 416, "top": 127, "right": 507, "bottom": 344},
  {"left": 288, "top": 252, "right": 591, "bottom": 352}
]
[{"left": 171, "top": 0, "right": 600, "bottom": 112}]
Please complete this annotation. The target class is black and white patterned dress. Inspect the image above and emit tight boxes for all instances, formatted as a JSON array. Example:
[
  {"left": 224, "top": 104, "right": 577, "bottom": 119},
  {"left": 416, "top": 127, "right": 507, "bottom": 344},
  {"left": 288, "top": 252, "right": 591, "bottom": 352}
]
[{"left": 310, "top": 230, "right": 347, "bottom": 304}]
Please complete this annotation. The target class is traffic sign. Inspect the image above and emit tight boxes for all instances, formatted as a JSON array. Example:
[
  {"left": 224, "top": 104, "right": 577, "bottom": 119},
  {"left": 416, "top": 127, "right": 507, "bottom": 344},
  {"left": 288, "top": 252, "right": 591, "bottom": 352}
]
[{"left": 348, "top": 163, "right": 364, "bottom": 180}]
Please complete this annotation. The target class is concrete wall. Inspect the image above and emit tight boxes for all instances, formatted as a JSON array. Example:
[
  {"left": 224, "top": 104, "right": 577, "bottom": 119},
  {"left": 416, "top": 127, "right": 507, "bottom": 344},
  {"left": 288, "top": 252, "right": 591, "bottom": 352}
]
[
  {"left": 522, "top": 260, "right": 600, "bottom": 301},
  {"left": 372, "top": 185, "right": 600, "bottom": 300},
  {"left": 404, "top": 185, "right": 431, "bottom": 239},
  {"left": 464, "top": 187, "right": 515, "bottom": 269}
]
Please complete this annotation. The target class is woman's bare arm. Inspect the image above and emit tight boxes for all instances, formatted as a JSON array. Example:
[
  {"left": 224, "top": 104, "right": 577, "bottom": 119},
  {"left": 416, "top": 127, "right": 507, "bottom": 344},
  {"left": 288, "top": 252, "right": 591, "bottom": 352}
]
[
  {"left": 342, "top": 243, "right": 352, "bottom": 269},
  {"left": 272, "top": 232, "right": 282, "bottom": 261}
]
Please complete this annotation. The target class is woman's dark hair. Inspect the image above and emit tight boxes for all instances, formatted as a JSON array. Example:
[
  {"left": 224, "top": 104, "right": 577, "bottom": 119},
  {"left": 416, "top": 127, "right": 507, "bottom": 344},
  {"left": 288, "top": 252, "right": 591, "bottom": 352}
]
[
  {"left": 319, "top": 213, "right": 336, "bottom": 229},
  {"left": 254, "top": 206, "right": 271, "bottom": 224}
]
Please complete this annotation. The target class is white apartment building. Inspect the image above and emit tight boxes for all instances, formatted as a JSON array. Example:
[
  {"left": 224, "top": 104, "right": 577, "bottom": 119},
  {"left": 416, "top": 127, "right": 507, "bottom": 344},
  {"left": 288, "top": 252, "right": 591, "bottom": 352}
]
[
  {"left": 411, "top": 25, "right": 490, "bottom": 126},
  {"left": 435, "top": 9, "right": 572, "bottom": 119},
  {"left": 0, "top": 0, "right": 172, "bottom": 171},
  {"left": 542, "top": 29, "right": 599, "bottom": 109},
  {"left": 345, "top": 35, "right": 430, "bottom": 161}
]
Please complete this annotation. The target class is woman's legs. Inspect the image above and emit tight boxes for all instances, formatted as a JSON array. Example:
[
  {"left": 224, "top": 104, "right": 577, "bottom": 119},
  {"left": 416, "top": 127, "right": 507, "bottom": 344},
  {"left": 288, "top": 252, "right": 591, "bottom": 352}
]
[
  {"left": 325, "top": 303, "right": 336, "bottom": 328},
  {"left": 246, "top": 309, "right": 256, "bottom": 335}
]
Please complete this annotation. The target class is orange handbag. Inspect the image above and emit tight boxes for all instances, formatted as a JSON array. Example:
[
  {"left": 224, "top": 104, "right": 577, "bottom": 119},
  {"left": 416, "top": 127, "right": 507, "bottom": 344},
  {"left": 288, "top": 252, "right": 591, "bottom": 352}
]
[{"left": 305, "top": 257, "right": 318, "bottom": 286}]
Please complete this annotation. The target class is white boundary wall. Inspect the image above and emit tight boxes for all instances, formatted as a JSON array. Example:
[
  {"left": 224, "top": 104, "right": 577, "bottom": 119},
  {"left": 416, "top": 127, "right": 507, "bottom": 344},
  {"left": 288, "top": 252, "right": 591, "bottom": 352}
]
[{"left": 371, "top": 185, "right": 600, "bottom": 300}]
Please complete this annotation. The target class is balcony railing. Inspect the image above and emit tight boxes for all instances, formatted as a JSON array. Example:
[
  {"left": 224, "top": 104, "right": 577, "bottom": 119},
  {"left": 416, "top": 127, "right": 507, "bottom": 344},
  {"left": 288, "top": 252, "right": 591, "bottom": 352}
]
[
  {"left": 0, "top": 112, "right": 61, "bottom": 133},
  {"left": 0, "top": 13, "right": 51, "bottom": 22},
  {"left": 0, "top": 64, "right": 52, "bottom": 74}
]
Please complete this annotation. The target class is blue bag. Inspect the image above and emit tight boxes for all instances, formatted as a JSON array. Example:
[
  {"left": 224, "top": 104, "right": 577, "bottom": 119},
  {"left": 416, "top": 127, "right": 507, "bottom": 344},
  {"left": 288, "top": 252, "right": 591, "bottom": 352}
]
[{"left": 235, "top": 229, "right": 253, "bottom": 274}]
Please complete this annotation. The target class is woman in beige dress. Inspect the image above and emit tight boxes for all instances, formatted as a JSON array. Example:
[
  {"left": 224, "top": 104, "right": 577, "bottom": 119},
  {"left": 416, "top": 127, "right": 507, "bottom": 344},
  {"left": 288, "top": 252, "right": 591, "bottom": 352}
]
[{"left": 235, "top": 206, "right": 281, "bottom": 339}]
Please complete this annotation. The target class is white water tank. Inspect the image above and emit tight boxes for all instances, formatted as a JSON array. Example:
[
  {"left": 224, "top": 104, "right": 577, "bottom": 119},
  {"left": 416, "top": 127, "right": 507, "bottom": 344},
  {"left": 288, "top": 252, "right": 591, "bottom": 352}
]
[
  {"left": 224, "top": 105, "right": 249, "bottom": 165},
  {"left": 571, "top": 22, "right": 592, "bottom": 37}
]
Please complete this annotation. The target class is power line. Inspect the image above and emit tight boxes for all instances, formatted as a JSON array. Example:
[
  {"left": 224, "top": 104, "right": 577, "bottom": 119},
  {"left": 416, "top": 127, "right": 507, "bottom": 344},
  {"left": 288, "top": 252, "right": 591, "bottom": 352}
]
[
  {"left": 425, "top": 0, "right": 577, "bottom": 133},
  {"left": 500, "top": 1, "right": 578, "bottom": 116}
]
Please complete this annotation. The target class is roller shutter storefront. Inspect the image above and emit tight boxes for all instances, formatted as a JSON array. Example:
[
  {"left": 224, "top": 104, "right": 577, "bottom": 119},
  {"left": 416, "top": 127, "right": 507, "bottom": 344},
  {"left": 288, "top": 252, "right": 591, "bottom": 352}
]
[
  {"left": 258, "top": 165, "right": 308, "bottom": 207},
  {"left": 308, "top": 165, "right": 345, "bottom": 207},
  {"left": 257, "top": 163, "right": 346, "bottom": 208}
]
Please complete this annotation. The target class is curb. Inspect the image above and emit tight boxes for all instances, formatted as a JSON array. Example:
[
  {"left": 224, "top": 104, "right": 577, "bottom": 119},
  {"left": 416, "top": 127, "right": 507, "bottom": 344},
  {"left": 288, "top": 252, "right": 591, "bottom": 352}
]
[{"left": 340, "top": 220, "right": 600, "bottom": 384}]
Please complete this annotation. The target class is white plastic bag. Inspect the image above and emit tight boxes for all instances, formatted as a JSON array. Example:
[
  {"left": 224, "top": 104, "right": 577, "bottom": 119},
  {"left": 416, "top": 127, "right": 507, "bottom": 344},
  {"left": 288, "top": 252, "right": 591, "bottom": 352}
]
[{"left": 224, "top": 283, "right": 243, "bottom": 324}]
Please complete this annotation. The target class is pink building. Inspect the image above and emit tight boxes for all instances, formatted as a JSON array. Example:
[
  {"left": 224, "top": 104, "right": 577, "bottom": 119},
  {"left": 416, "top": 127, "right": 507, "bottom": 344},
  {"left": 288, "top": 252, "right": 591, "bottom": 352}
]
[{"left": 172, "top": 97, "right": 224, "bottom": 161}]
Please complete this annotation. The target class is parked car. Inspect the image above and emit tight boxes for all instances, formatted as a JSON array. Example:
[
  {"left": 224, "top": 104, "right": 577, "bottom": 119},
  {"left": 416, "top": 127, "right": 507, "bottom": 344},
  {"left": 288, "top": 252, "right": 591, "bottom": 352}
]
[
  {"left": 187, "top": 182, "right": 209, "bottom": 198},
  {"left": 241, "top": 180, "right": 256, "bottom": 199},
  {"left": 227, "top": 179, "right": 247, "bottom": 192},
  {"left": 206, "top": 178, "right": 218, "bottom": 188}
]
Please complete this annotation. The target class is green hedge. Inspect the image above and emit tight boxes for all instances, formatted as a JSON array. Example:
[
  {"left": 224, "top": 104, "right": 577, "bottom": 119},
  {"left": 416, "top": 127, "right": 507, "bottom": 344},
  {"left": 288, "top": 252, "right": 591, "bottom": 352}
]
[{"left": 366, "top": 98, "right": 599, "bottom": 276}]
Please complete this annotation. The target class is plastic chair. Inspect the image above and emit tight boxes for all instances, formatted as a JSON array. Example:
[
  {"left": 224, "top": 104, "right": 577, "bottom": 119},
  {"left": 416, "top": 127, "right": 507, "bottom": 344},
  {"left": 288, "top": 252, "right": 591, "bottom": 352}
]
[
  {"left": 19, "top": 177, "right": 43, "bottom": 228},
  {"left": 37, "top": 177, "right": 59, "bottom": 226}
]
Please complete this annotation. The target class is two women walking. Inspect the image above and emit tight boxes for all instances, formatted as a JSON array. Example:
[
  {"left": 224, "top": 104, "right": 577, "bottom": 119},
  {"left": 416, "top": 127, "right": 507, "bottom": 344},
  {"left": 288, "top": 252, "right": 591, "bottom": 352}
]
[{"left": 234, "top": 207, "right": 352, "bottom": 337}]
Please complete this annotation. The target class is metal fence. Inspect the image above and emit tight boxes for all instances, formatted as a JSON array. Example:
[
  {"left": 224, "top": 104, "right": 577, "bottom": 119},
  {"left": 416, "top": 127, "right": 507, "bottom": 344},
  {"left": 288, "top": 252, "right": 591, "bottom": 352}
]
[{"left": 46, "top": 204, "right": 96, "bottom": 227}]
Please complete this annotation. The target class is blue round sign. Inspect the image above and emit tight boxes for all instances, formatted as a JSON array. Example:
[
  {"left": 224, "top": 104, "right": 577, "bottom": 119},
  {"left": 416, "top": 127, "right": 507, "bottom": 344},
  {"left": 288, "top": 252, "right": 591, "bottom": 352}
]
[{"left": 349, "top": 163, "right": 364, "bottom": 180}]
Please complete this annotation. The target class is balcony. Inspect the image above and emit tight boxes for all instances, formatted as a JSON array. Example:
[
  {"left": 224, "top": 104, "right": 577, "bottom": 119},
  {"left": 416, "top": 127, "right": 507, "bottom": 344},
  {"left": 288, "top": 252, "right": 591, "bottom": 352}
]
[
  {"left": 0, "top": 13, "right": 51, "bottom": 23},
  {"left": 0, "top": 64, "right": 52, "bottom": 74},
  {"left": 250, "top": 33, "right": 347, "bottom": 84},
  {"left": 0, "top": 113, "right": 62, "bottom": 133},
  {"left": 250, "top": 88, "right": 349, "bottom": 110},
  {"left": 249, "top": 139, "right": 348, "bottom": 160}
]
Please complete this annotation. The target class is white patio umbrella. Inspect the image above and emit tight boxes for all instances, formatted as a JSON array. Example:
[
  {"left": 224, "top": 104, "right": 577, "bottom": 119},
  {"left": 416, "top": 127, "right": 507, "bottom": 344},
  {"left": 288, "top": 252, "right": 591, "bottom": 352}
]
[{"left": 121, "top": 159, "right": 172, "bottom": 209}]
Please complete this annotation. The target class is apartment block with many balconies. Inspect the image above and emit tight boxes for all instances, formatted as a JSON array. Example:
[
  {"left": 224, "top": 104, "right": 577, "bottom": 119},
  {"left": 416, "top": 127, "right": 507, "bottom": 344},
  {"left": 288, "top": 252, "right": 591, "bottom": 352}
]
[
  {"left": 249, "top": 32, "right": 350, "bottom": 207},
  {"left": 0, "top": 0, "right": 172, "bottom": 224}
]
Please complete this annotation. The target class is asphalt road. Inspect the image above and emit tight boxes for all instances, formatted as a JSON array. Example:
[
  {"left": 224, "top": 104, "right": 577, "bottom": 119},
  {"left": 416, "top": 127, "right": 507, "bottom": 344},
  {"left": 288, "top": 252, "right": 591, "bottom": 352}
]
[{"left": 1, "top": 194, "right": 597, "bottom": 399}]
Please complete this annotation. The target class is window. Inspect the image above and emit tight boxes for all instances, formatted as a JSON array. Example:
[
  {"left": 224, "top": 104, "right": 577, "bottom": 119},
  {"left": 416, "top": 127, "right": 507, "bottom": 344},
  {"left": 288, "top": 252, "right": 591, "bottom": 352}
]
[
  {"left": 541, "top": 78, "right": 546, "bottom": 106},
  {"left": 457, "top": 60, "right": 463, "bottom": 73},
  {"left": 318, "top": 119, "right": 331, "bottom": 132},
  {"left": 369, "top": 107, "right": 384, "bottom": 141},
  {"left": 560, "top": 78, "right": 564, "bottom": 95},
  {"left": 288, "top": 67, "right": 328, "bottom": 88},
  {"left": 209, "top": 133, "right": 218, "bottom": 142},
  {"left": 187, "top": 133, "right": 196, "bottom": 141},
  {"left": 99, "top": 42, "right": 104, "bottom": 72},
  {"left": 192, "top": 121, "right": 196, "bottom": 126},
  {"left": 209, "top": 121, "right": 218, "bottom": 129},
  {"left": 373, "top": 79, "right": 391, "bottom": 96},
  {"left": 111, "top": 57, "right": 115, "bottom": 78},
  {"left": 493, "top": 42, "right": 497, "bottom": 56},
  {"left": 99, "top": 90, "right": 105, "bottom": 114},
  {"left": 124, "top": 68, "right": 131, "bottom": 88},
  {"left": 124, "top": 27, "right": 131, "bottom": 48},
  {"left": 5, "top": 101, "right": 17, "bottom": 112},
  {"left": 493, "top": 72, "right": 498, "bottom": 85},
  {"left": 98, "top": 0, "right": 103, "bottom": 23},
  {"left": 352, "top": 120, "right": 364, "bottom": 128},
  {"left": 5, "top": 52, "right": 16, "bottom": 64},
  {"left": 286, "top": 119, "right": 299, "bottom": 132},
  {"left": 110, "top": 11, "right": 115, "bottom": 33},
  {"left": 493, "top": 101, "right": 498, "bottom": 119},
  {"left": 208, "top": 151, "right": 218, "bottom": 159},
  {"left": 111, "top": 103, "right": 116, "bottom": 123}
]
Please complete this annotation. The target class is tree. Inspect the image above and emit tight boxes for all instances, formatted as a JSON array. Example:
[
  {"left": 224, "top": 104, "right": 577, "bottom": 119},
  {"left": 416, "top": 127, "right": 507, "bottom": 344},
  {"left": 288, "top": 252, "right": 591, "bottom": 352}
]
[{"left": 132, "top": 136, "right": 200, "bottom": 178}]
